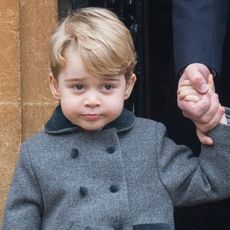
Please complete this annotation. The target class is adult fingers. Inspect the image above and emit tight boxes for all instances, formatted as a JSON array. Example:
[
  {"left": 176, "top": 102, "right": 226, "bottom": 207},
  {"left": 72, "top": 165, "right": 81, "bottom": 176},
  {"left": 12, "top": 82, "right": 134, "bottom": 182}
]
[
  {"left": 192, "top": 93, "right": 220, "bottom": 124},
  {"left": 194, "top": 105, "right": 225, "bottom": 132}
]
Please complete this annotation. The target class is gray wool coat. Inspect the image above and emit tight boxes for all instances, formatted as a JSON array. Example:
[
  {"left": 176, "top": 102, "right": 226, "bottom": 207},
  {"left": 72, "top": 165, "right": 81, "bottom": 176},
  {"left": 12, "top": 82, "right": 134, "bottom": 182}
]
[{"left": 3, "top": 106, "right": 230, "bottom": 230}]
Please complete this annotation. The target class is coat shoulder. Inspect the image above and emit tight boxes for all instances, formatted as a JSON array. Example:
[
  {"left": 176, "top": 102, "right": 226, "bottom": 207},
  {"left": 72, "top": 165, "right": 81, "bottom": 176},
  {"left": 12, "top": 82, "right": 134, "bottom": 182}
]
[
  {"left": 22, "top": 130, "right": 50, "bottom": 148},
  {"left": 134, "top": 117, "right": 166, "bottom": 133}
]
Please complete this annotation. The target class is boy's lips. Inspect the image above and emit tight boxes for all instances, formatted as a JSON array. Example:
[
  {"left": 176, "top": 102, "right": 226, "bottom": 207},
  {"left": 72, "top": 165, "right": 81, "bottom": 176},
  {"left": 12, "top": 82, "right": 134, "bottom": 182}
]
[{"left": 82, "top": 114, "right": 101, "bottom": 121}]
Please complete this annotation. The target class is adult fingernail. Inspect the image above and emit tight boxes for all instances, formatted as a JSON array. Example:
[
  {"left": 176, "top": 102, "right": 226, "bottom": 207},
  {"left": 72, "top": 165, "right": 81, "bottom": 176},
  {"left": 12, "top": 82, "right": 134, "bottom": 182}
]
[{"left": 200, "top": 84, "right": 208, "bottom": 93}]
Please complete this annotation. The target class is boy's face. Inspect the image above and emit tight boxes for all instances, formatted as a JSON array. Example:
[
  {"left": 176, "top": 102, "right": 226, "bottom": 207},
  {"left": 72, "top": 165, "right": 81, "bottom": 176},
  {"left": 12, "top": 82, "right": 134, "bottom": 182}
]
[{"left": 49, "top": 45, "right": 136, "bottom": 131}]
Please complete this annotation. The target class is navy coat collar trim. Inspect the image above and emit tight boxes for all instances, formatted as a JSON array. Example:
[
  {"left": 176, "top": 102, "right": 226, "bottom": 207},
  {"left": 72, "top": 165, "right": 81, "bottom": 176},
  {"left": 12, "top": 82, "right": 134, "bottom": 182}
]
[
  {"left": 133, "top": 224, "right": 172, "bottom": 230},
  {"left": 44, "top": 105, "right": 135, "bottom": 135}
]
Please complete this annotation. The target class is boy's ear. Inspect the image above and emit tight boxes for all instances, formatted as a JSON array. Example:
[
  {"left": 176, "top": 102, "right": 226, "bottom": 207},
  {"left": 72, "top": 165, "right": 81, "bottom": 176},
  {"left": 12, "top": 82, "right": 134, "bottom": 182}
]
[
  {"left": 124, "top": 74, "right": 136, "bottom": 100},
  {"left": 49, "top": 73, "right": 60, "bottom": 100}
]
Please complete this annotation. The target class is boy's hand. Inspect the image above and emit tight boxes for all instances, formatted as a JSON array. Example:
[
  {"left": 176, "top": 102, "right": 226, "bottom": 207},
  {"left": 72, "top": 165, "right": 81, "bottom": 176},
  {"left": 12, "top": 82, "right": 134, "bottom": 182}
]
[{"left": 178, "top": 75, "right": 225, "bottom": 145}]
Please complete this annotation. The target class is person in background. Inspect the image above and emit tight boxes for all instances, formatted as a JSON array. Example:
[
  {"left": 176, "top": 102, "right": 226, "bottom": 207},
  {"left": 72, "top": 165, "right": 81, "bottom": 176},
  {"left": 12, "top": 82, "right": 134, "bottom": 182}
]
[
  {"left": 173, "top": 1, "right": 230, "bottom": 230},
  {"left": 173, "top": 0, "right": 229, "bottom": 145}
]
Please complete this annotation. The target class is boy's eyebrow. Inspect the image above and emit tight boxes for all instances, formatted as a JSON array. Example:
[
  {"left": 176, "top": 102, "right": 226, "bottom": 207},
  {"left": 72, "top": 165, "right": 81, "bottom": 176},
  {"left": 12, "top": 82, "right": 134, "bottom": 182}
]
[
  {"left": 65, "top": 78, "right": 85, "bottom": 82},
  {"left": 65, "top": 76, "right": 121, "bottom": 83},
  {"left": 65, "top": 76, "right": 122, "bottom": 82},
  {"left": 103, "top": 76, "right": 122, "bottom": 81}
]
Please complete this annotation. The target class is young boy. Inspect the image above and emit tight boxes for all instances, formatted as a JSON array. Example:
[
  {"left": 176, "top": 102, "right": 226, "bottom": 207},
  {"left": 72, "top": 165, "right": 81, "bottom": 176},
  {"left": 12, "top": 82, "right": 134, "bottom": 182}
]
[{"left": 3, "top": 7, "right": 230, "bottom": 230}]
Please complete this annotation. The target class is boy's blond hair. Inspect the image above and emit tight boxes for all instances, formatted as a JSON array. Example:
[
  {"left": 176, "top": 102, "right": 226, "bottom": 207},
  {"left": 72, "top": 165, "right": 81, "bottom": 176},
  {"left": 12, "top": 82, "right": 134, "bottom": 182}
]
[{"left": 49, "top": 7, "right": 137, "bottom": 81}]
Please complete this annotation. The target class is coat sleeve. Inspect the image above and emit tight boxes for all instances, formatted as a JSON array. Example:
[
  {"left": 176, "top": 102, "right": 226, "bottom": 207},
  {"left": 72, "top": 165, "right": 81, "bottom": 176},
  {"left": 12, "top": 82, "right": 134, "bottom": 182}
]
[
  {"left": 156, "top": 121, "right": 230, "bottom": 207},
  {"left": 172, "top": 0, "right": 228, "bottom": 76},
  {"left": 3, "top": 143, "right": 42, "bottom": 229}
]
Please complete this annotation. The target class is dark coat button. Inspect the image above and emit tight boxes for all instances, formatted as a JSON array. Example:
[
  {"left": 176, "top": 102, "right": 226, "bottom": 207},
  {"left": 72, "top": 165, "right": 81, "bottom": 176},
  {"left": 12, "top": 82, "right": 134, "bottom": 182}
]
[
  {"left": 79, "top": 186, "right": 88, "bottom": 197},
  {"left": 106, "top": 146, "right": 115, "bottom": 154},
  {"left": 114, "top": 224, "right": 123, "bottom": 230},
  {"left": 71, "top": 148, "right": 79, "bottom": 159},
  {"left": 84, "top": 227, "right": 92, "bottom": 230},
  {"left": 110, "top": 185, "right": 119, "bottom": 193}
]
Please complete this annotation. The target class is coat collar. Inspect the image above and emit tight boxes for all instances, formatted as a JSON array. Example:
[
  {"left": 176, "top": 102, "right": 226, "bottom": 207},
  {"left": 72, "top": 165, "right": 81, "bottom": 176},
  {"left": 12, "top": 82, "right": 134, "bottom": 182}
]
[{"left": 44, "top": 105, "right": 135, "bottom": 135}]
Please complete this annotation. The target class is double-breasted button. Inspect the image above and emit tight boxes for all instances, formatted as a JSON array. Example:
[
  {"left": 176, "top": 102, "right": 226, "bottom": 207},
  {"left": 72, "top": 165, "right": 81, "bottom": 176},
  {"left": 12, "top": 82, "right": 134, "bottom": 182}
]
[
  {"left": 84, "top": 227, "right": 92, "bottom": 230},
  {"left": 106, "top": 146, "right": 116, "bottom": 154},
  {"left": 71, "top": 148, "right": 79, "bottom": 159},
  {"left": 110, "top": 185, "right": 119, "bottom": 193},
  {"left": 114, "top": 224, "right": 123, "bottom": 230},
  {"left": 79, "top": 186, "right": 88, "bottom": 197}
]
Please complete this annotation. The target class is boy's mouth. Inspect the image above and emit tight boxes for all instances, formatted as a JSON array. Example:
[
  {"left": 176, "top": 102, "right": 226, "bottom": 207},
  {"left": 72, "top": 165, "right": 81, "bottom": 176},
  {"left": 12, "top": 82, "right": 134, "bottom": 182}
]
[{"left": 82, "top": 114, "right": 101, "bottom": 121}]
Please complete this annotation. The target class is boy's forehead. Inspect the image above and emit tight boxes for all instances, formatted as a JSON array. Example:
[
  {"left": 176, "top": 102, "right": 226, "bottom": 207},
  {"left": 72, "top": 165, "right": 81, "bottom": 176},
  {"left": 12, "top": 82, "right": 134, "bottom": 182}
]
[{"left": 97, "top": 74, "right": 124, "bottom": 81}]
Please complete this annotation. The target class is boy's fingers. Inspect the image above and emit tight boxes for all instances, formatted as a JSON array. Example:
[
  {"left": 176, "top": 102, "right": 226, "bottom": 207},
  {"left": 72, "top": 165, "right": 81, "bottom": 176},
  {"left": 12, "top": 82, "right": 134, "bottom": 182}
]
[
  {"left": 178, "top": 86, "right": 200, "bottom": 100},
  {"left": 178, "top": 85, "right": 200, "bottom": 94},
  {"left": 183, "top": 95, "right": 200, "bottom": 102},
  {"left": 196, "top": 128, "right": 214, "bottom": 145},
  {"left": 178, "top": 75, "right": 214, "bottom": 103},
  {"left": 207, "top": 74, "right": 215, "bottom": 93},
  {"left": 178, "top": 79, "right": 192, "bottom": 87},
  {"left": 178, "top": 94, "right": 211, "bottom": 119}
]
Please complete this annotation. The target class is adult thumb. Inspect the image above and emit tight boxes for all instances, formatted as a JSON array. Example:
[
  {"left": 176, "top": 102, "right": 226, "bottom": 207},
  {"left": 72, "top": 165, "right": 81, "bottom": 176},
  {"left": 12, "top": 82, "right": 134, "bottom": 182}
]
[{"left": 183, "top": 63, "right": 210, "bottom": 93}]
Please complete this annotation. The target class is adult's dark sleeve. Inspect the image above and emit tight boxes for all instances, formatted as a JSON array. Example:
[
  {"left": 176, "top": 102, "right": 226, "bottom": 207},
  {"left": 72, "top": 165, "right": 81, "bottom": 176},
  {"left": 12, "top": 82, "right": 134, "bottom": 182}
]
[{"left": 172, "top": 0, "right": 229, "bottom": 76}]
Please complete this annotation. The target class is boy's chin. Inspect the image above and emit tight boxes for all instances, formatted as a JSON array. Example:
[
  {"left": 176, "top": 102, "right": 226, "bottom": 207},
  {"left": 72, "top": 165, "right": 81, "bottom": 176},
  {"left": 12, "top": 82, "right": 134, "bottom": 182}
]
[{"left": 77, "top": 122, "right": 106, "bottom": 131}]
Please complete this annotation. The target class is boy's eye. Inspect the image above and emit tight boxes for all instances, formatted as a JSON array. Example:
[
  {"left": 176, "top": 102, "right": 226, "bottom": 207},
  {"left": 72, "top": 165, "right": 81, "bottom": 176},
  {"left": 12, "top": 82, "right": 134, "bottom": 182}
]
[
  {"left": 73, "top": 84, "right": 84, "bottom": 91},
  {"left": 103, "top": 84, "right": 113, "bottom": 90}
]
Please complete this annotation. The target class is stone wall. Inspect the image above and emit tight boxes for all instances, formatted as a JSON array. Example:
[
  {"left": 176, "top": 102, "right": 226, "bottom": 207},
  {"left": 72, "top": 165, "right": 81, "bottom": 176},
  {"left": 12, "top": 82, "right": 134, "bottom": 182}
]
[{"left": 0, "top": 0, "right": 57, "bottom": 222}]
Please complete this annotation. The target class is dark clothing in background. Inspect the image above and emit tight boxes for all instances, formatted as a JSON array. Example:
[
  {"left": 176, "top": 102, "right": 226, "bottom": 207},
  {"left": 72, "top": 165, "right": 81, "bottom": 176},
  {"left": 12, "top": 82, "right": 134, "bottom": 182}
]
[{"left": 173, "top": 0, "right": 229, "bottom": 75}]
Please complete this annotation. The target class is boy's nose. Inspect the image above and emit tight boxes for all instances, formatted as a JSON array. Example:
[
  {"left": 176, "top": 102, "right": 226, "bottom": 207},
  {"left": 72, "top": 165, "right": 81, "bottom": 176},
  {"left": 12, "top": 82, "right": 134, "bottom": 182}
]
[{"left": 83, "top": 92, "right": 101, "bottom": 107}]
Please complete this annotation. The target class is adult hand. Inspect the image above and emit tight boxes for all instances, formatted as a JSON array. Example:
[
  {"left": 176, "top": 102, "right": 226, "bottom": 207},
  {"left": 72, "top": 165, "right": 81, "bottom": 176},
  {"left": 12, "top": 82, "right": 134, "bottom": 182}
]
[
  {"left": 178, "top": 64, "right": 213, "bottom": 122},
  {"left": 178, "top": 69, "right": 224, "bottom": 145},
  {"left": 192, "top": 93, "right": 225, "bottom": 145},
  {"left": 181, "top": 63, "right": 211, "bottom": 93}
]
